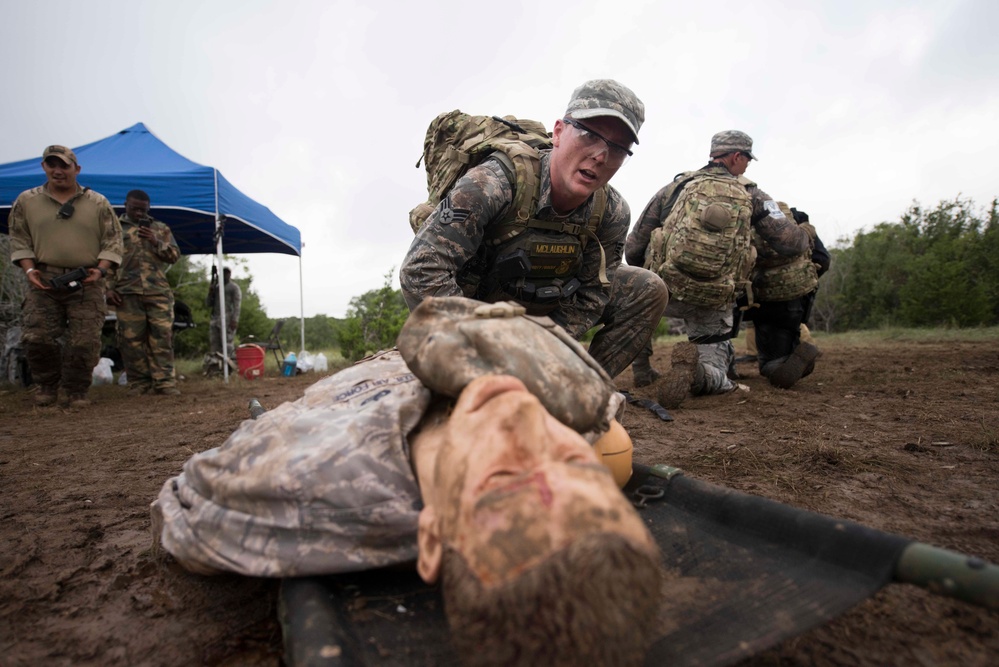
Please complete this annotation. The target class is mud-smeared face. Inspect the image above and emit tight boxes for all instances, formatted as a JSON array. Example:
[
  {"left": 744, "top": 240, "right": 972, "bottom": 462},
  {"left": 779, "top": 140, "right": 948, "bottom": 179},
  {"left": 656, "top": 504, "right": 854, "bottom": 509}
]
[{"left": 432, "top": 375, "right": 653, "bottom": 587}]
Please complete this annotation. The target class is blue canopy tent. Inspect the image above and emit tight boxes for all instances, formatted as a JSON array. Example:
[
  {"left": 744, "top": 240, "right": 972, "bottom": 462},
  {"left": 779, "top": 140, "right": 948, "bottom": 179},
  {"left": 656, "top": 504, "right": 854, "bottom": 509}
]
[{"left": 0, "top": 123, "right": 304, "bottom": 378}]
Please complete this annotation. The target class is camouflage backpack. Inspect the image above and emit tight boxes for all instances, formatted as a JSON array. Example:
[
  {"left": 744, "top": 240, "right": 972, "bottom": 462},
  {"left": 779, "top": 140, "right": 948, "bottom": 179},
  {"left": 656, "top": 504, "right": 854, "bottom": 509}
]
[
  {"left": 751, "top": 201, "right": 818, "bottom": 302},
  {"left": 645, "top": 170, "right": 754, "bottom": 309},
  {"left": 409, "top": 111, "right": 610, "bottom": 287}
]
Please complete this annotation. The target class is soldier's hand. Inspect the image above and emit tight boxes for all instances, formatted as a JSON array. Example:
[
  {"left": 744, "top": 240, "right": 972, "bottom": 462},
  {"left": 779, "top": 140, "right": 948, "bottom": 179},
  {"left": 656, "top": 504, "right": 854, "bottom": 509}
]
[
  {"left": 83, "top": 267, "right": 104, "bottom": 285},
  {"left": 107, "top": 289, "right": 123, "bottom": 307},
  {"left": 137, "top": 226, "right": 157, "bottom": 241},
  {"left": 25, "top": 269, "right": 51, "bottom": 291}
]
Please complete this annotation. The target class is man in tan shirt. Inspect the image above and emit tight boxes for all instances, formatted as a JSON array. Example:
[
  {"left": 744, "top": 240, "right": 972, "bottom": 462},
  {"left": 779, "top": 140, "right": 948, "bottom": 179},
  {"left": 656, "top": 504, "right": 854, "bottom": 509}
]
[{"left": 8, "top": 145, "right": 124, "bottom": 408}]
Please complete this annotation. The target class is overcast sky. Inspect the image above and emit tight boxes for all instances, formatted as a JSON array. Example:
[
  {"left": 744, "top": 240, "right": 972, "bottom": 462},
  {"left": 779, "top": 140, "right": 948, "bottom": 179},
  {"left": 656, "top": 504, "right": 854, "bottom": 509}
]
[{"left": 2, "top": 0, "right": 996, "bottom": 318}]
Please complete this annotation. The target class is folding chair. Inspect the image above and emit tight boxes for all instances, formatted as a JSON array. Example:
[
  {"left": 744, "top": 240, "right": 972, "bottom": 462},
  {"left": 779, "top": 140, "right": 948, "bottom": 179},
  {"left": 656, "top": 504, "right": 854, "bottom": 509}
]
[{"left": 260, "top": 319, "right": 286, "bottom": 366}]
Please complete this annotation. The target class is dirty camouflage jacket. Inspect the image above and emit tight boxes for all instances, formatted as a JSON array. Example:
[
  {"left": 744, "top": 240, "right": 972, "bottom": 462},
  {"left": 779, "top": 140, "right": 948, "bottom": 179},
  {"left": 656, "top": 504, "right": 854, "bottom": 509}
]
[
  {"left": 625, "top": 164, "right": 810, "bottom": 268},
  {"left": 106, "top": 215, "right": 180, "bottom": 296},
  {"left": 400, "top": 151, "right": 631, "bottom": 340},
  {"left": 154, "top": 350, "right": 429, "bottom": 577}
]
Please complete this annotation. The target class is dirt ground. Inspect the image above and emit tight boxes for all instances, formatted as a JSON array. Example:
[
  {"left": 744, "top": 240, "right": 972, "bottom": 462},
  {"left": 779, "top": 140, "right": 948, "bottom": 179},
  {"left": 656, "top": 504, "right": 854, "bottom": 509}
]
[{"left": 1, "top": 337, "right": 997, "bottom": 666}]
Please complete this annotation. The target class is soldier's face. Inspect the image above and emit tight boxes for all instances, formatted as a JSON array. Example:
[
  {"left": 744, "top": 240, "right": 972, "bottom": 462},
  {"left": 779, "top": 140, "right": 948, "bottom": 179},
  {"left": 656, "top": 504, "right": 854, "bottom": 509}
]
[
  {"left": 429, "top": 375, "right": 653, "bottom": 587},
  {"left": 42, "top": 157, "right": 80, "bottom": 189},
  {"left": 549, "top": 116, "right": 632, "bottom": 212},
  {"left": 125, "top": 197, "right": 150, "bottom": 221}
]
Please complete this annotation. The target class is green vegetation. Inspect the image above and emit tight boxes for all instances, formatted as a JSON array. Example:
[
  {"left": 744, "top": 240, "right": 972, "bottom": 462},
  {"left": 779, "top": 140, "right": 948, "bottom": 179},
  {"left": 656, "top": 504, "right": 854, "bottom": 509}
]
[{"left": 813, "top": 197, "right": 999, "bottom": 331}]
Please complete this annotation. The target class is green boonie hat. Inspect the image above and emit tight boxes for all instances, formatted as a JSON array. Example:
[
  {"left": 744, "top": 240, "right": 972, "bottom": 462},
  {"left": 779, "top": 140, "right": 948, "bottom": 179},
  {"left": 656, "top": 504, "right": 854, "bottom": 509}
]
[
  {"left": 710, "top": 130, "right": 756, "bottom": 160},
  {"left": 564, "top": 79, "right": 645, "bottom": 144},
  {"left": 42, "top": 145, "right": 78, "bottom": 166}
]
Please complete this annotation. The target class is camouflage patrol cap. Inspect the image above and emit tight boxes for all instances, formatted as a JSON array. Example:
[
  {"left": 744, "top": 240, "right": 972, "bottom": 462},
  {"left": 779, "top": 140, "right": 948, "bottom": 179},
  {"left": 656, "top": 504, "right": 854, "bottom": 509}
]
[
  {"left": 564, "top": 79, "right": 645, "bottom": 144},
  {"left": 709, "top": 130, "right": 756, "bottom": 160},
  {"left": 42, "top": 145, "right": 78, "bottom": 166}
]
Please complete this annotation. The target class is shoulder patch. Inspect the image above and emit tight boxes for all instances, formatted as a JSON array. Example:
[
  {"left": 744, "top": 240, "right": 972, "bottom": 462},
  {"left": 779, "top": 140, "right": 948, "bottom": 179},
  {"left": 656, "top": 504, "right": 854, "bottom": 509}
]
[
  {"left": 763, "top": 200, "right": 785, "bottom": 219},
  {"left": 437, "top": 194, "right": 471, "bottom": 225}
]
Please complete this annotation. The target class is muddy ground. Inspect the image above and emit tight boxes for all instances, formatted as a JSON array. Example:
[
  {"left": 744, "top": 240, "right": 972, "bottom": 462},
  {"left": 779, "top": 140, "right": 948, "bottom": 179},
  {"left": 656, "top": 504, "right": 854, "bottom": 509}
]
[{"left": 1, "top": 337, "right": 997, "bottom": 666}]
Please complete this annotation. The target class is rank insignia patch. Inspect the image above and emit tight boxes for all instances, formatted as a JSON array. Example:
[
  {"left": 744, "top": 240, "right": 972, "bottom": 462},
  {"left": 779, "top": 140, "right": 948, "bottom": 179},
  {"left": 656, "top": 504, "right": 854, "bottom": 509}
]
[{"left": 437, "top": 196, "right": 471, "bottom": 225}]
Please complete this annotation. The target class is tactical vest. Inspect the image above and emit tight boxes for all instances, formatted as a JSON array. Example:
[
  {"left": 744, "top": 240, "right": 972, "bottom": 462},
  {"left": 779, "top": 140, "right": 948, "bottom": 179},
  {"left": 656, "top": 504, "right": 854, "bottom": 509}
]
[
  {"left": 645, "top": 169, "right": 754, "bottom": 309},
  {"left": 750, "top": 201, "right": 818, "bottom": 302},
  {"left": 456, "top": 154, "right": 608, "bottom": 316}
]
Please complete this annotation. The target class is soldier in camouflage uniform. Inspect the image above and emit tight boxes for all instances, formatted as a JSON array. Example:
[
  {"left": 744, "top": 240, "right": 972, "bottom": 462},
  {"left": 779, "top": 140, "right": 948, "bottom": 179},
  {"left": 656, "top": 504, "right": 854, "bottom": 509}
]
[
  {"left": 106, "top": 190, "right": 182, "bottom": 395},
  {"left": 400, "top": 80, "right": 668, "bottom": 380},
  {"left": 204, "top": 267, "right": 241, "bottom": 372},
  {"left": 750, "top": 206, "right": 830, "bottom": 388},
  {"left": 626, "top": 131, "right": 811, "bottom": 407},
  {"left": 153, "top": 296, "right": 662, "bottom": 666},
  {"left": 7, "top": 145, "right": 123, "bottom": 408}
]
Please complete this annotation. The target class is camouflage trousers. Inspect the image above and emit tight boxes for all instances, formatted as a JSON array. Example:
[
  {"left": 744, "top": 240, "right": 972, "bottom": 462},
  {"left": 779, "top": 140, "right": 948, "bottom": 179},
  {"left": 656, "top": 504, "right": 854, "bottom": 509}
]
[
  {"left": 588, "top": 265, "right": 669, "bottom": 380},
  {"left": 632, "top": 299, "right": 736, "bottom": 395},
  {"left": 21, "top": 268, "right": 107, "bottom": 397},
  {"left": 117, "top": 293, "right": 176, "bottom": 390},
  {"left": 209, "top": 318, "right": 236, "bottom": 360}
]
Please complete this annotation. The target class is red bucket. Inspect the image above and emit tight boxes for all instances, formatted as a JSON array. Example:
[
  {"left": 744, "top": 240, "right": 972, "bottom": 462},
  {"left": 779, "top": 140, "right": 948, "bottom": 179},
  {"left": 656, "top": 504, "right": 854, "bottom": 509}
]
[{"left": 236, "top": 344, "right": 265, "bottom": 380}]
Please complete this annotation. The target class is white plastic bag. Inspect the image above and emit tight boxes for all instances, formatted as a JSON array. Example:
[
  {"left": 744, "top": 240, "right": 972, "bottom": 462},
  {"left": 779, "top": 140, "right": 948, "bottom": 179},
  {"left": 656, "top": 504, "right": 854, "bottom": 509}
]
[
  {"left": 118, "top": 370, "right": 128, "bottom": 385},
  {"left": 314, "top": 352, "right": 329, "bottom": 372},
  {"left": 92, "top": 357, "right": 114, "bottom": 386},
  {"left": 297, "top": 351, "right": 315, "bottom": 373}
]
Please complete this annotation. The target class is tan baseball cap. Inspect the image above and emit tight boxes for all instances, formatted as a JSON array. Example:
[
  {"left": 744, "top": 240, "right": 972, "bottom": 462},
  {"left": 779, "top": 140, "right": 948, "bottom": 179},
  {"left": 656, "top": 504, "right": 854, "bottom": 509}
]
[{"left": 42, "top": 145, "right": 78, "bottom": 166}]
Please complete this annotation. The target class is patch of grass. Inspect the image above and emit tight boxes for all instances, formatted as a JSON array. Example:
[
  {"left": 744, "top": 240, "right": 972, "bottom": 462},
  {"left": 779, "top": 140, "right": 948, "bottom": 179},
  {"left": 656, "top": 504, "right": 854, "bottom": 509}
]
[{"left": 969, "top": 417, "right": 999, "bottom": 455}]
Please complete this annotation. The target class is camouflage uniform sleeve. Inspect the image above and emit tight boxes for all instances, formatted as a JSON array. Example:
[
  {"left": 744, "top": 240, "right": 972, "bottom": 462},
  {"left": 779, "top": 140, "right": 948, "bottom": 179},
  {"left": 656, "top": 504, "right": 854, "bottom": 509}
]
[
  {"left": 749, "top": 185, "right": 811, "bottom": 257},
  {"left": 399, "top": 160, "right": 513, "bottom": 311},
  {"left": 153, "top": 221, "right": 181, "bottom": 264},
  {"left": 7, "top": 194, "right": 36, "bottom": 263},
  {"left": 549, "top": 188, "right": 629, "bottom": 339},
  {"left": 96, "top": 196, "right": 124, "bottom": 266},
  {"left": 625, "top": 183, "right": 674, "bottom": 267},
  {"left": 152, "top": 350, "right": 429, "bottom": 577}
]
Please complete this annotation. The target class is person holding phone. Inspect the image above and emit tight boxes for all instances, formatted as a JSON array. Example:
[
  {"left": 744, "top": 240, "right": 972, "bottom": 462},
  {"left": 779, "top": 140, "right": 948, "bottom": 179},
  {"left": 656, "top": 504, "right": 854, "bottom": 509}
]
[{"left": 106, "top": 190, "right": 181, "bottom": 396}]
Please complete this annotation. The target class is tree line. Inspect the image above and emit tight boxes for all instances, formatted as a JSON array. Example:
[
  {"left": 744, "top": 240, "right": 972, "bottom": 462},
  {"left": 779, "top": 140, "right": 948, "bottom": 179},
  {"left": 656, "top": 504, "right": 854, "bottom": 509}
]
[{"left": 812, "top": 197, "right": 999, "bottom": 331}]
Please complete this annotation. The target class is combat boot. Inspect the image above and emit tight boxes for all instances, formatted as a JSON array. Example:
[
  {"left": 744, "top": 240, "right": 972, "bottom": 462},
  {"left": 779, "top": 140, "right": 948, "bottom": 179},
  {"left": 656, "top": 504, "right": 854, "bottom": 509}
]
[
  {"left": 127, "top": 384, "right": 151, "bottom": 397},
  {"left": 155, "top": 387, "right": 181, "bottom": 396},
  {"left": 657, "top": 342, "right": 698, "bottom": 409},
  {"left": 66, "top": 394, "right": 92, "bottom": 409},
  {"left": 34, "top": 386, "right": 58, "bottom": 407},
  {"left": 769, "top": 342, "right": 820, "bottom": 389},
  {"left": 632, "top": 367, "right": 661, "bottom": 388}
]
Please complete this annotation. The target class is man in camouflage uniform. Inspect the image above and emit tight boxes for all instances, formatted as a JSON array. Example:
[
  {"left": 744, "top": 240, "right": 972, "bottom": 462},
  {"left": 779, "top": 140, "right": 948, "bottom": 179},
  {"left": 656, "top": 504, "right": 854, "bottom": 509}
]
[
  {"left": 626, "top": 131, "right": 811, "bottom": 407},
  {"left": 106, "top": 190, "right": 181, "bottom": 396},
  {"left": 153, "top": 296, "right": 662, "bottom": 667},
  {"left": 8, "top": 145, "right": 123, "bottom": 408},
  {"left": 400, "top": 80, "right": 668, "bottom": 380},
  {"left": 204, "top": 266, "right": 241, "bottom": 373},
  {"left": 749, "top": 206, "right": 829, "bottom": 388}
]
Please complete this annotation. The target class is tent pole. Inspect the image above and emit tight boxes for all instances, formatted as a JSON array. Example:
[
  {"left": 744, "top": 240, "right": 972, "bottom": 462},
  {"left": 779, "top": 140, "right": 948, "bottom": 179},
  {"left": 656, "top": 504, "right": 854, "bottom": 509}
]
[
  {"left": 299, "top": 255, "right": 305, "bottom": 354},
  {"left": 214, "top": 168, "right": 229, "bottom": 384}
]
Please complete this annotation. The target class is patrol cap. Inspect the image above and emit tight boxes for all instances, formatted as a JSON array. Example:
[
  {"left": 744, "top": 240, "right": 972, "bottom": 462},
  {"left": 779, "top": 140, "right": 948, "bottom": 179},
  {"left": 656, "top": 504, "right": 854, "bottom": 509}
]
[
  {"left": 564, "top": 79, "right": 645, "bottom": 144},
  {"left": 42, "top": 145, "right": 78, "bottom": 166},
  {"left": 709, "top": 130, "right": 756, "bottom": 160}
]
